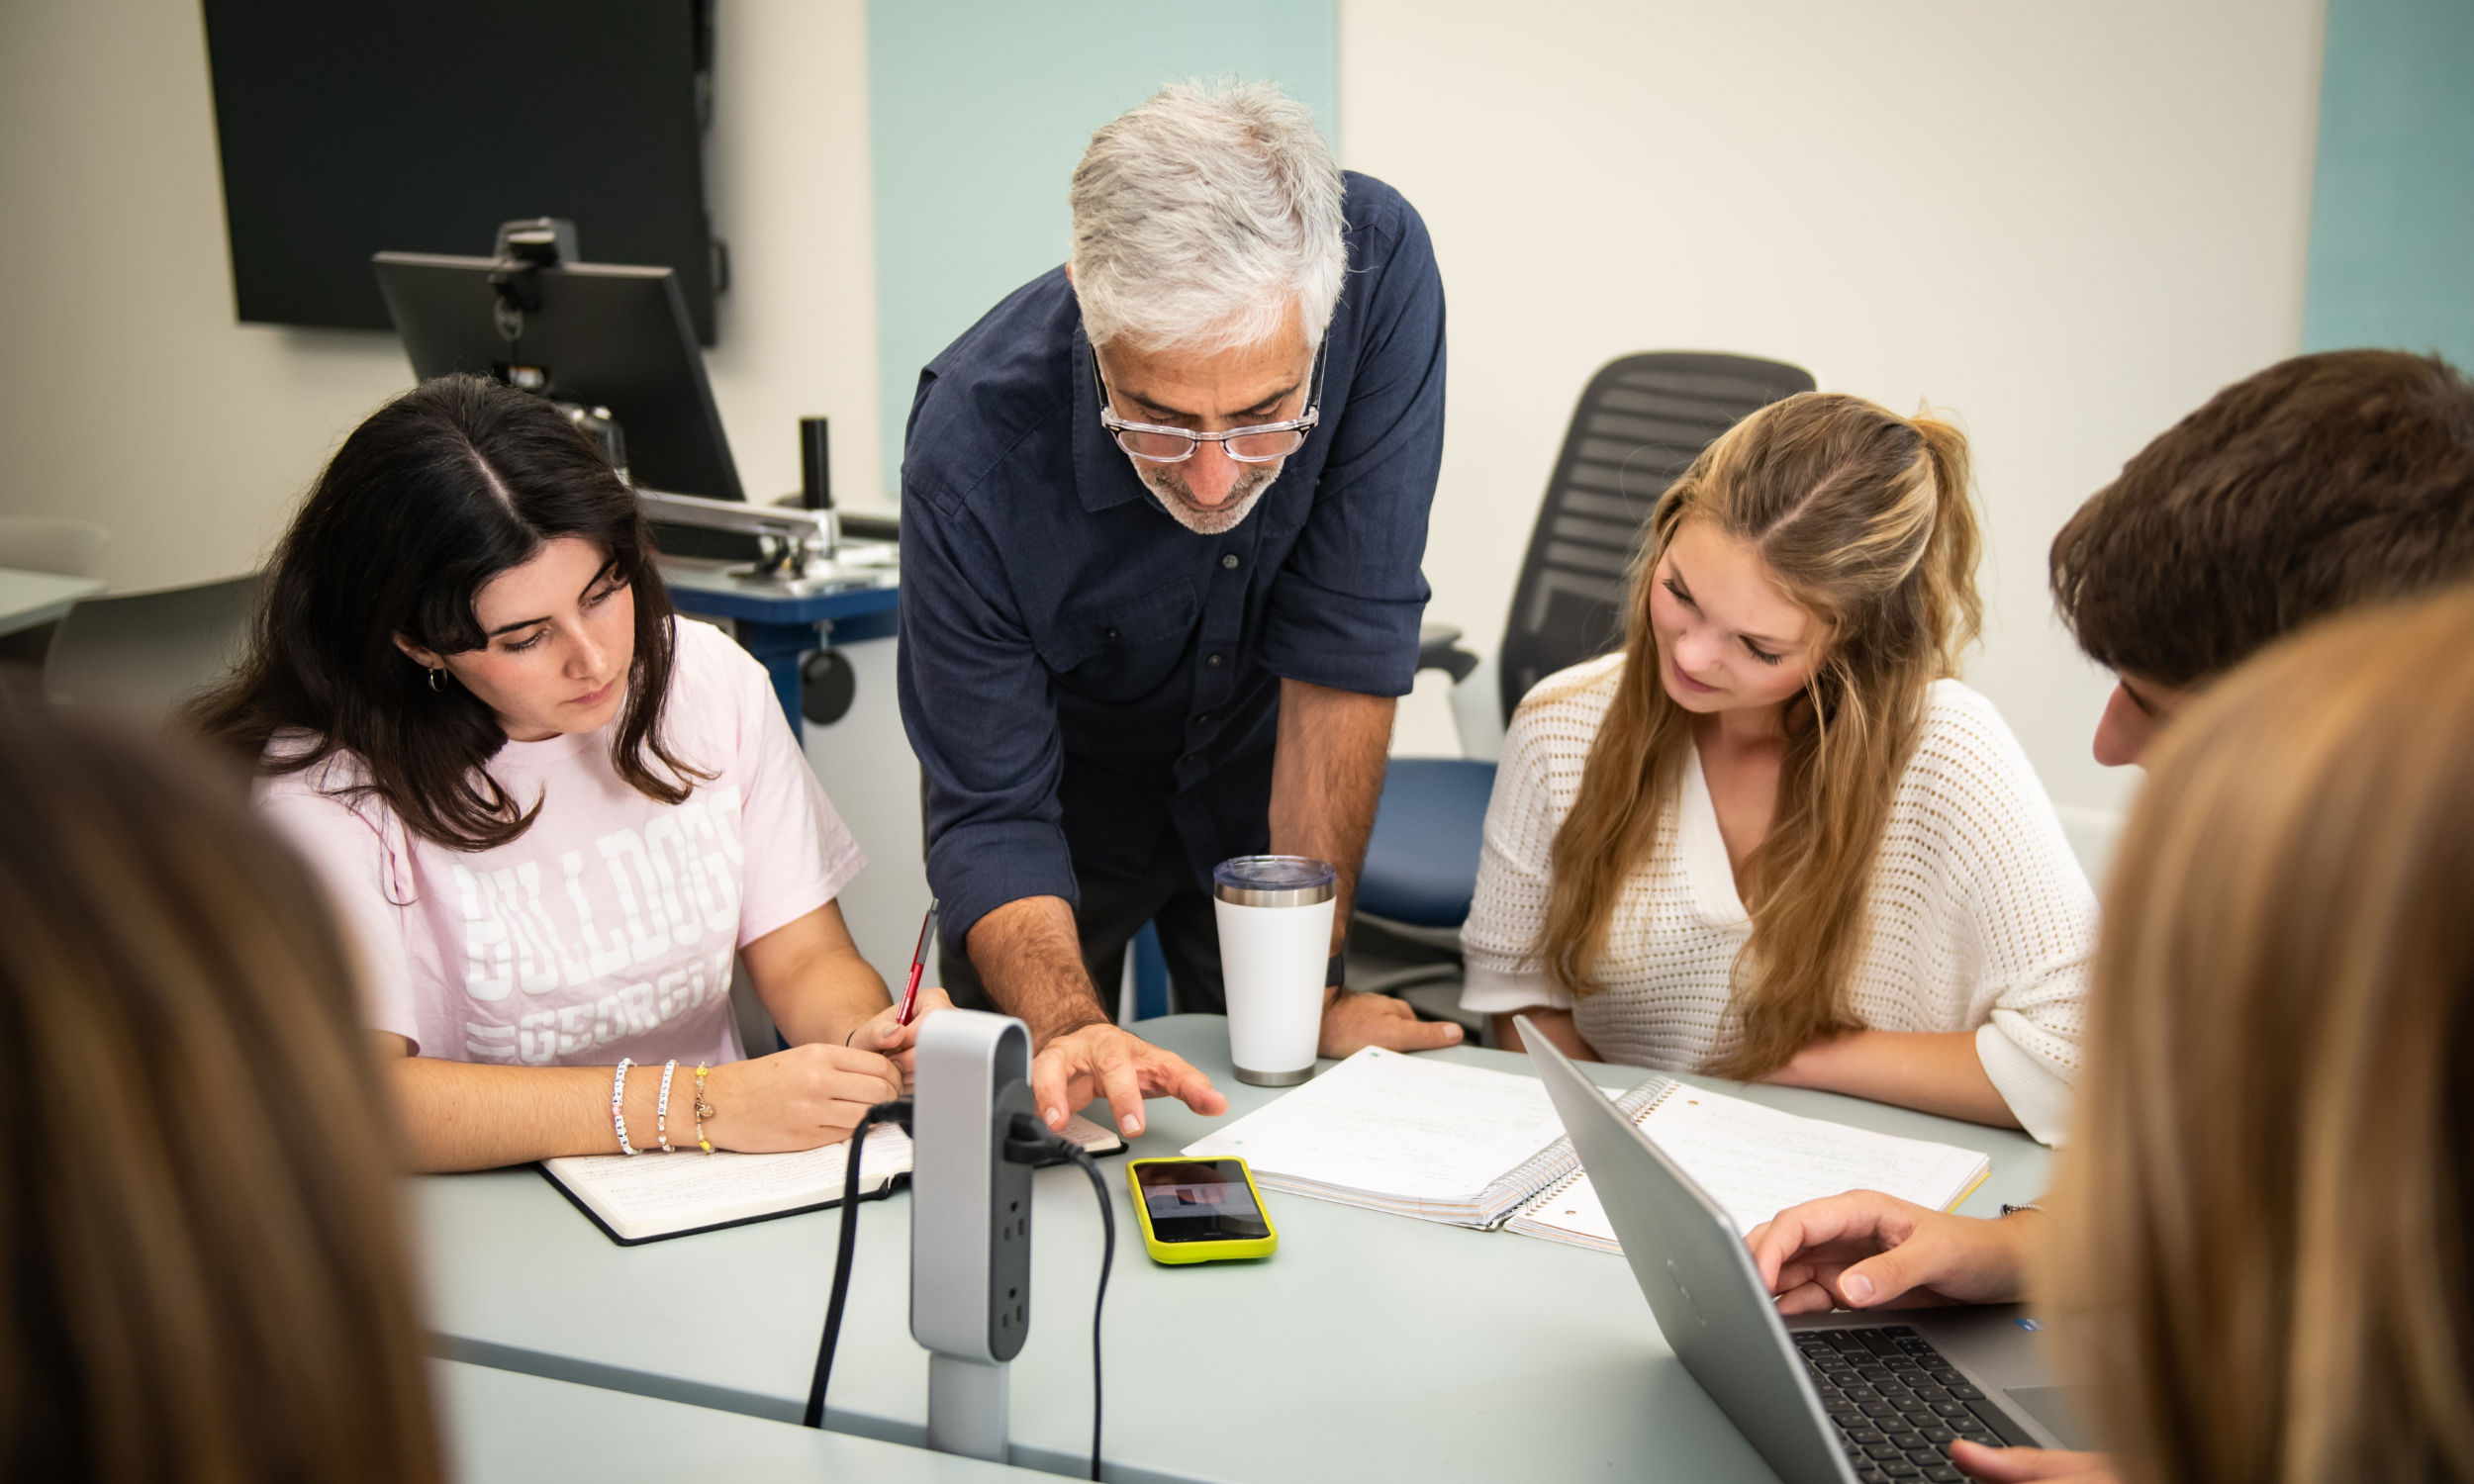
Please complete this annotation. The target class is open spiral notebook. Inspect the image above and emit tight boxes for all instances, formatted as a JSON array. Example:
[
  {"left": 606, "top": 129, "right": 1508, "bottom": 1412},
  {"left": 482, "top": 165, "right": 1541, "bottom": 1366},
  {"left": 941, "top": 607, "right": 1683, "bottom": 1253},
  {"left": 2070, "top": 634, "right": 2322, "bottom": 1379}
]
[{"left": 1183, "top": 1047, "right": 1991, "bottom": 1250}]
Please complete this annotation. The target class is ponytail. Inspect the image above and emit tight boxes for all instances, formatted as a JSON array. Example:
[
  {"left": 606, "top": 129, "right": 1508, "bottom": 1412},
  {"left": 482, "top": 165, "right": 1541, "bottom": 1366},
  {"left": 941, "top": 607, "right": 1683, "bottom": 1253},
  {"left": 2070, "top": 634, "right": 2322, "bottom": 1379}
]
[{"left": 1910, "top": 413, "right": 1984, "bottom": 676}]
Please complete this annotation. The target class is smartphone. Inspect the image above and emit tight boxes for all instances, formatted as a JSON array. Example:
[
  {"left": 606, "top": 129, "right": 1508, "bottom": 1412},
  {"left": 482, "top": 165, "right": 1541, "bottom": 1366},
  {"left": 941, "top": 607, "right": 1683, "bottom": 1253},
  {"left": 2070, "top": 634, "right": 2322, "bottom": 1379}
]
[{"left": 1125, "top": 1157, "right": 1280, "bottom": 1264}]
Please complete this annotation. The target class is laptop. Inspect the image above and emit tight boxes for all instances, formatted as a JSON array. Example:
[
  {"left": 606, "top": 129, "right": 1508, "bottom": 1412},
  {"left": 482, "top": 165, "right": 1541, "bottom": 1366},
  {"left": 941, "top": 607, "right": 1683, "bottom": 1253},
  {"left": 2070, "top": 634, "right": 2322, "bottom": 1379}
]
[{"left": 1518, "top": 1019, "right": 2088, "bottom": 1484}]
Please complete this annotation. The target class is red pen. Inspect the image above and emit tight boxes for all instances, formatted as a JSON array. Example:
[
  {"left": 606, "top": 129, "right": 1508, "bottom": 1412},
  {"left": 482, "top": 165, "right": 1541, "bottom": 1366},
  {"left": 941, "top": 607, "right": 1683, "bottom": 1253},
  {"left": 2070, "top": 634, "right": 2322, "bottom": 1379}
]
[{"left": 897, "top": 900, "right": 939, "bottom": 1026}]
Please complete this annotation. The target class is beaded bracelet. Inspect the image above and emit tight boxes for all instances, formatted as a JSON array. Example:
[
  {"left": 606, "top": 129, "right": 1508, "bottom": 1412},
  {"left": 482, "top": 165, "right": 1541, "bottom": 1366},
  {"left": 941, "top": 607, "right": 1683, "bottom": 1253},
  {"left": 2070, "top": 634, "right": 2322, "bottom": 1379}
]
[
  {"left": 655, "top": 1059, "right": 679, "bottom": 1154},
  {"left": 693, "top": 1061, "right": 714, "bottom": 1155},
  {"left": 610, "top": 1058, "right": 638, "bottom": 1156}
]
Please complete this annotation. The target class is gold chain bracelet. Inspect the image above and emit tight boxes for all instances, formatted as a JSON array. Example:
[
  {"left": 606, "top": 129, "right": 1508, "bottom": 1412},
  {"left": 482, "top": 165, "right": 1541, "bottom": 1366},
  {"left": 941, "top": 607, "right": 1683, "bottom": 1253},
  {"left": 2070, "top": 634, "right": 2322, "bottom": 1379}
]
[{"left": 693, "top": 1061, "right": 715, "bottom": 1155}]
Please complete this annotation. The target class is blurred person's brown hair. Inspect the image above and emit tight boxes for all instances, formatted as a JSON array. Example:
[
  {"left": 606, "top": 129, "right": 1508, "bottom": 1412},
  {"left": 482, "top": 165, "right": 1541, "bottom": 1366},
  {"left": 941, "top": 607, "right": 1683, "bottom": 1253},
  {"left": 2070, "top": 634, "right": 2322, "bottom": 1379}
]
[
  {"left": 2049, "top": 348, "right": 2474, "bottom": 690},
  {"left": 2048, "top": 585, "right": 2474, "bottom": 1484},
  {"left": 0, "top": 705, "right": 440, "bottom": 1482}
]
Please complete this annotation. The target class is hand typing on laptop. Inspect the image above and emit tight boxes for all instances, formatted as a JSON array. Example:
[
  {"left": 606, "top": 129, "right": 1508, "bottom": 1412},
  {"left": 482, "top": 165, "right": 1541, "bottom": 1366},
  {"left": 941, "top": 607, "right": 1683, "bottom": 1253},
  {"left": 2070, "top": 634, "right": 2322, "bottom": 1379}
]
[
  {"left": 1746, "top": 1192, "right": 2035, "bottom": 1314},
  {"left": 1943, "top": 1440, "right": 2116, "bottom": 1482},
  {"left": 1748, "top": 1196, "right": 2124, "bottom": 1483}
]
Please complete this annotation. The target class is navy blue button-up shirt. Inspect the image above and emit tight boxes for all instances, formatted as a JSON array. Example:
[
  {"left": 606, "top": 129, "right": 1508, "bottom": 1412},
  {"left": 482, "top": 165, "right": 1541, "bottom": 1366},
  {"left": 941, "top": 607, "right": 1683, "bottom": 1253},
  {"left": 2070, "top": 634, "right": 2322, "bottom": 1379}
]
[{"left": 897, "top": 172, "right": 1446, "bottom": 956}]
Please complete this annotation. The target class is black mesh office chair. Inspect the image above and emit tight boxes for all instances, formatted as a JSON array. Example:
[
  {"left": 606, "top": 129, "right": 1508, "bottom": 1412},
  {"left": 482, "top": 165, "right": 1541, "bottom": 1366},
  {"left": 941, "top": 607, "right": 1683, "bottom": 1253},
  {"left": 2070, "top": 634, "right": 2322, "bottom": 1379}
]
[
  {"left": 1354, "top": 353, "right": 1818, "bottom": 1024},
  {"left": 1493, "top": 351, "right": 1821, "bottom": 717}
]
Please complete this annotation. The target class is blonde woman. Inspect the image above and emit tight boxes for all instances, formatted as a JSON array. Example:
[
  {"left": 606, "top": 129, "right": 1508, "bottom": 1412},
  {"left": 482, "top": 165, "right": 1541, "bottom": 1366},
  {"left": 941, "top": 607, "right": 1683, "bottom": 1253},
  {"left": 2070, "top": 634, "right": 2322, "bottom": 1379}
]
[{"left": 1464, "top": 393, "right": 2093, "bottom": 1139}]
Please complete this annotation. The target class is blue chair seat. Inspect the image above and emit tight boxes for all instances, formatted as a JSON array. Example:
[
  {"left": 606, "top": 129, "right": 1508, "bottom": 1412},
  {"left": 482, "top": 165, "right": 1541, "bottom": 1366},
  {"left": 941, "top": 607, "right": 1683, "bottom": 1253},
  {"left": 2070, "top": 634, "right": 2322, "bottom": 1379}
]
[{"left": 1356, "top": 758, "right": 1498, "bottom": 929}]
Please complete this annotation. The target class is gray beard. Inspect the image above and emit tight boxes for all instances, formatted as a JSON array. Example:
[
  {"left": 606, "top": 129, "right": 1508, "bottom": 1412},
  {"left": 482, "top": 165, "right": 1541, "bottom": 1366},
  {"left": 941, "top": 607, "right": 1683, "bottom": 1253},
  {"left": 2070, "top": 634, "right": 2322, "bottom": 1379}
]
[{"left": 1140, "top": 460, "right": 1281, "bottom": 535}]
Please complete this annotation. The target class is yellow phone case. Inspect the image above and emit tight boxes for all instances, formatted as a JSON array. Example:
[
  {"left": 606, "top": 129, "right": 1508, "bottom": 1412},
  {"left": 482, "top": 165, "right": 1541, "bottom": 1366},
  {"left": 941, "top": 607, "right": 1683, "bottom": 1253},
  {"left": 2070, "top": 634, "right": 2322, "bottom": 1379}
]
[{"left": 1126, "top": 1157, "right": 1280, "bottom": 1264}]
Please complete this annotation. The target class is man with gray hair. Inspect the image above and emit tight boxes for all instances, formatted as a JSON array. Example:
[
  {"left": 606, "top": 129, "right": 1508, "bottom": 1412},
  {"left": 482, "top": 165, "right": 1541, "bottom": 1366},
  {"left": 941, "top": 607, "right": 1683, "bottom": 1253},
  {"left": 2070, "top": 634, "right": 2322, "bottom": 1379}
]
[{"left": 898, "top": 81, "right": 1454, "bottom": 1139}]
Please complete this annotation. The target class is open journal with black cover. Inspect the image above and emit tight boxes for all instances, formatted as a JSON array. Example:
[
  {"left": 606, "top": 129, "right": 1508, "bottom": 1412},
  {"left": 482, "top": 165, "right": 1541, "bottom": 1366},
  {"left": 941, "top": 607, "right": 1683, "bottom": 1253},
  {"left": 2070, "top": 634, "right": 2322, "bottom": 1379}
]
[
  {"left": 541, "top": 1112, "right": 1125, "bottom": 1245},
  {"left": 1181, "top": 1046, "right": 1991, "bottom": 1251}
]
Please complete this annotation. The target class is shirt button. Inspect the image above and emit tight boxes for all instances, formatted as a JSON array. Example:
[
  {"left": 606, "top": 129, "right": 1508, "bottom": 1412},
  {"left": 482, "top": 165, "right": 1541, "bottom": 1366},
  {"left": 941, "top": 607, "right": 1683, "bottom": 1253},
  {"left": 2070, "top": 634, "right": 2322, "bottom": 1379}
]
[
  {"left": 1103, "top": 626, "right": 1120, "bottom": 642},
  {"left": 1194, "top": 712, "right": 1212, "bottom": 725},
  {"left": 1220, "top": 553, "right": 1240, "bottom": 569},
  {"left": 1205, "top": 653, "right": 1223, "bottom": 668}
]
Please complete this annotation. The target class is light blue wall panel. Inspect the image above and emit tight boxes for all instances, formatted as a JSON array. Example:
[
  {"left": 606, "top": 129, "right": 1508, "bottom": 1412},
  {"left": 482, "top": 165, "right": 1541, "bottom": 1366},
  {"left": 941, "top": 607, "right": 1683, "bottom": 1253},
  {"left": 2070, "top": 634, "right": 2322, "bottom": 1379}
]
[
  {"left": 867, "top": 1, "right": 1336, "bottom": 494},
  {"left": 2301, "top": 0, "right": 2474, "bottom": 367}
]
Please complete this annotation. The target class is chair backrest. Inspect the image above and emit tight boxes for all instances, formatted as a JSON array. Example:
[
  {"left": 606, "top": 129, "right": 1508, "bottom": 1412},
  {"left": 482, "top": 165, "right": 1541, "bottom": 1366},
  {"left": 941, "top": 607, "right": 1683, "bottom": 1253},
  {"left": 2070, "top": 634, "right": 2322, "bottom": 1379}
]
[
  {"left": 46, "top": 574, "right": 261, "bottom": 727},
  {"left": 0, "top": 516, "right": 110, "bottom": 578},
  {"left": 1496, "top": 352, "right": 1817, "bottom": 723}
]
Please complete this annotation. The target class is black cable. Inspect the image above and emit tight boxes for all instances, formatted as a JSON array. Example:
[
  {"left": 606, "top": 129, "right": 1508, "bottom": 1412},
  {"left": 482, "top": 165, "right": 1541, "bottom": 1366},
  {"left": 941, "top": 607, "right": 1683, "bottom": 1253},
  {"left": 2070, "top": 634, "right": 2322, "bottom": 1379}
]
[
  {"left": 1003, "top": 1116, "right": 1113, "bottom": 1481},
  {"left": 1064, "top": 1146, "right": 1113, "bottom": 1482},
  {"left": 806, "top": 1098, "right": 910, "bottom": 1429},
  {"left": 808, "top": 1108, "right": 1109, "bottom": 1463}
]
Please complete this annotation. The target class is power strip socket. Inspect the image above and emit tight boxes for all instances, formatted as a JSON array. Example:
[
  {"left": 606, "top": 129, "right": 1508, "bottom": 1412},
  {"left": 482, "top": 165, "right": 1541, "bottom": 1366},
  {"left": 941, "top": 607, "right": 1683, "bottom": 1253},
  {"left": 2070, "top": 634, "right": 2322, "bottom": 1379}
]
[
  {"left": 910, "top": 1009, "right": 1036, "bottom": 1460},
  {"left": 986, "top": 1075, "right": 1036, "bottom": 1355}
]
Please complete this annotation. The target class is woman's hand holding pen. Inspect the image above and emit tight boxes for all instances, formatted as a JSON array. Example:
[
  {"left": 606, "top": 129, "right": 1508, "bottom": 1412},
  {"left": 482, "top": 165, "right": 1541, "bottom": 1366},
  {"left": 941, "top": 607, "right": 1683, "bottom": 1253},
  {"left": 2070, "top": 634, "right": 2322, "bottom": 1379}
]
[
  {"left": 807, "top": 899, "right": 955, "bottom": 1096},
  {"left": 697, "top": 1042, "right": 904, "bottom": 1153},
  {"left": 686, "top": 978, "right": 953, "bottom": 1151},
  {"left": 846, "top": 986, "right": 956, "bottom": 1092}
]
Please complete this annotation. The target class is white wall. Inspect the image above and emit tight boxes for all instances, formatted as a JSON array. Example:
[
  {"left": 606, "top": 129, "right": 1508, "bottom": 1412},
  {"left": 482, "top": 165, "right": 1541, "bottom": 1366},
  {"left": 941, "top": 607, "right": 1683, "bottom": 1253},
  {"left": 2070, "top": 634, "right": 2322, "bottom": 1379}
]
[
  {"left": 1346, "top": 0, "right": 2327, "bottom": 819},
  {"left": 702, "top": 0, "right": 885, "bottom": 514},
  {"left": 0, "top": 0, "right": 885, "bottom": 592},
  {"left": 799, "top": 633, "right": 926, "bottom": 983},
  {"left": 0, "top": 0, "right": 411, "bottom": 594}
]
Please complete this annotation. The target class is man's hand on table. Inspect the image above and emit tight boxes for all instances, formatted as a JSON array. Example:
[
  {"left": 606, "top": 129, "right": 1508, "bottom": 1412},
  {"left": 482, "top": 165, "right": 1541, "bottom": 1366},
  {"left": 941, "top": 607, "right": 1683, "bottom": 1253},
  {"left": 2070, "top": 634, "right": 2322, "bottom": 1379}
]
[
  {"left": 1318, "top": 988, "right": 1464, "bottom": 1057},
  {"left": 1744, "top": 1191, "right": 2033, "bottom": 1313},
  {"left": 1030, "top": 1020, "right": 1227, "bottom": 1138}
]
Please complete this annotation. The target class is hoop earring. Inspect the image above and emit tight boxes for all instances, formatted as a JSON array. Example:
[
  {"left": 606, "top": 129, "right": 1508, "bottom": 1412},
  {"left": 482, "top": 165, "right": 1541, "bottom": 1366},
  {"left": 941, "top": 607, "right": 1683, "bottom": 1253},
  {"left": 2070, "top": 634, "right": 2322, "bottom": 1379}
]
[{"left": 428, "top": 667, "right": 445, "bottom": 694}]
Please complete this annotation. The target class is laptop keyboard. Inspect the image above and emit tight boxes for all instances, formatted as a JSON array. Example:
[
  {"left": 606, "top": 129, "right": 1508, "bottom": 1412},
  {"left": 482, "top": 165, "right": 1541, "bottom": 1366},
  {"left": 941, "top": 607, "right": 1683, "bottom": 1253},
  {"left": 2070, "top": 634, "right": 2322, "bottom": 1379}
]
[{"left": 1793, "top": 1326, "right": 2032, "bottom": 1483}]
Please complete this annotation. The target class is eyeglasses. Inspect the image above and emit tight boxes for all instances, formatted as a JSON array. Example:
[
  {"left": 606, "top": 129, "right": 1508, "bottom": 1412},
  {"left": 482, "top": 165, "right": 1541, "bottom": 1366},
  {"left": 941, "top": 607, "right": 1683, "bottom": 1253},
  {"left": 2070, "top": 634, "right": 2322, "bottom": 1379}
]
[{"left": 1091, "top": 343, "right": 1325, "bottom": 464}]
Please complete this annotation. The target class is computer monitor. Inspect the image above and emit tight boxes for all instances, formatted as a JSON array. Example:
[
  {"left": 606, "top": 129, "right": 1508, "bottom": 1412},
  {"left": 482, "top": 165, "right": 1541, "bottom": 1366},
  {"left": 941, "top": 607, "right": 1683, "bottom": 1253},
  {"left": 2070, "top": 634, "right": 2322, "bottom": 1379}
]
[{"left": 373, "top": 251, "right": 745, "bottom": 503}]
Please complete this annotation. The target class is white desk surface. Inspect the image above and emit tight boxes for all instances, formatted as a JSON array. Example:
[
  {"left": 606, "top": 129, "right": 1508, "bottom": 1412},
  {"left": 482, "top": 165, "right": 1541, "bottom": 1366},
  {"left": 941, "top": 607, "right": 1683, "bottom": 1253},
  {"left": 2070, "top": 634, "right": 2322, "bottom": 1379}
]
[
  {"left": 415, "top": 1016, "right": 2051, "bottom": 1484},
  {"left": 0, "top": 567, "right": 103, "bottom": 637},
  {"left": 434, "top": 1358, "right": 1055, "bottom": 1482}
]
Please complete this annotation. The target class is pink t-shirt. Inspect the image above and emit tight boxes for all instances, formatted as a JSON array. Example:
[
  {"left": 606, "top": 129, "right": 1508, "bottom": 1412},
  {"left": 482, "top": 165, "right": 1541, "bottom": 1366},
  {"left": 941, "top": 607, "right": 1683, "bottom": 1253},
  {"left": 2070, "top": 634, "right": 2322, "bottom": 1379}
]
[{"left": 258, "top": 617, "right": 864, "bottom": 1068}]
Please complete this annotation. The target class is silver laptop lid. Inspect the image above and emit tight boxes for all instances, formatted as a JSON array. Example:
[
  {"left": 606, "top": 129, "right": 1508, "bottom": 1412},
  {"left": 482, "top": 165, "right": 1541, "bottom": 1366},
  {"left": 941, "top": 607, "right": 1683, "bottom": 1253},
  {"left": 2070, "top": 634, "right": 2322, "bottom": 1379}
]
[{"left": 1520, "top": 1019, "right": 1855, "bottom": 1484}]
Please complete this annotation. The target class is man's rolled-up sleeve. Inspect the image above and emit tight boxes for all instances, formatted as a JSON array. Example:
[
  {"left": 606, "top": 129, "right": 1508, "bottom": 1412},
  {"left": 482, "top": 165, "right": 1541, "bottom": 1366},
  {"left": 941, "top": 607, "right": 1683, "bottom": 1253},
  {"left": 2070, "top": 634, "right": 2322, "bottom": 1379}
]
[
  {"left": 1258, "top": 198, "right": 1447, "bottom": 698},
  {"left": 898, "top": 488, "right": 1080, "bottom": 955}
]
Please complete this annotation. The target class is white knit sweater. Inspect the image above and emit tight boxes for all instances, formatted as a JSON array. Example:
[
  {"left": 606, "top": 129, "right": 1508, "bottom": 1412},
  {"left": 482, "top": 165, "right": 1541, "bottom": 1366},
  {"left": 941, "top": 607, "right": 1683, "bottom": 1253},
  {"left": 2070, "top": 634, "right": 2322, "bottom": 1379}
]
[{"left": 1460, "top": 655, "right": 2096, "bottom": 1144}]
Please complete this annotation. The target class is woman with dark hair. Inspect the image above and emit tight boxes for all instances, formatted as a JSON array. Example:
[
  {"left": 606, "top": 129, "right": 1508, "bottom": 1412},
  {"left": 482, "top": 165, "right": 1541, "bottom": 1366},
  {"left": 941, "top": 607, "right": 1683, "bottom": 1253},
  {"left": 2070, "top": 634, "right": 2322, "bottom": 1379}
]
[
  {"left": 194, "top": 375, "right": 941, "bottom": 1170},
  {"left": 0, "top": 704, "right": 439, "bottom": 1480}
]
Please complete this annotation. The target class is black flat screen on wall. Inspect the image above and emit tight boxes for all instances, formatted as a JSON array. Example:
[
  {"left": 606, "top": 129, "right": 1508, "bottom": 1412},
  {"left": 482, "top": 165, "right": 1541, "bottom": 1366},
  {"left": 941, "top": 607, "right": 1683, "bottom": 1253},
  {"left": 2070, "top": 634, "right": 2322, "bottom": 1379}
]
[{"left": 200, "top": 0, "right": 719, "bottom": 343}]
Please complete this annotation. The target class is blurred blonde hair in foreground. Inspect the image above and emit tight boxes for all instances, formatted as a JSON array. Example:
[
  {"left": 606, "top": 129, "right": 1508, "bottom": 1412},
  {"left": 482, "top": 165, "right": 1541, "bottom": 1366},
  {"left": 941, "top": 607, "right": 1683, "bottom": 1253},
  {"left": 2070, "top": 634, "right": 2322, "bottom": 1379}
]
[
  {"left": 0, "top": 705, "right": 438, "bottom": 1481},
  {"left": 2052, "top": 585, "right": 2474, "bottom": 1484}
]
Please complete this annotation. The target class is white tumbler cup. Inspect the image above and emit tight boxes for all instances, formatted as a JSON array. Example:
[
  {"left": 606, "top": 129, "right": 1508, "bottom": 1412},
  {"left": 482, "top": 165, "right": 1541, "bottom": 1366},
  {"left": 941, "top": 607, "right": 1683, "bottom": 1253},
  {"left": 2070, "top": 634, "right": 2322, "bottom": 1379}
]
[{"left": 1214, "top": 855, "right": 1337, "bottom": 1087}]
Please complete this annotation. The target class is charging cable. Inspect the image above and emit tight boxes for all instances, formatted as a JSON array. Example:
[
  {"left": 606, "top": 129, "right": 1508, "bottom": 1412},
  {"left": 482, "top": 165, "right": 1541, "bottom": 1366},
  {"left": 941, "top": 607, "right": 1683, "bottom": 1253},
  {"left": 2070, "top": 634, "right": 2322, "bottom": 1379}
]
[
  {"left": 1003, "top": 1114, "right": 1115, "bottom": 1483},
  {"left": 806, "top": 1097, "right": 911, "bottom": 1430},
  {"left": 802, "top": 1100, "right": 1115, "bottom": 1484}
]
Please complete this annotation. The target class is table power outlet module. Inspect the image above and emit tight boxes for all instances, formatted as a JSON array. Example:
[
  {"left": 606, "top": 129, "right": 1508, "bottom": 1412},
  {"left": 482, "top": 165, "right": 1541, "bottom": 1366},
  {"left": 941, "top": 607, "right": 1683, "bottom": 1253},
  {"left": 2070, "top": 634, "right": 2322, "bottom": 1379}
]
[
  {"left": 913, "top": 1009, "right": 1037, "bottom": 1464},
  {"left": 807, "top": 1009, "right": 1115, "bottom": 1480}
]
